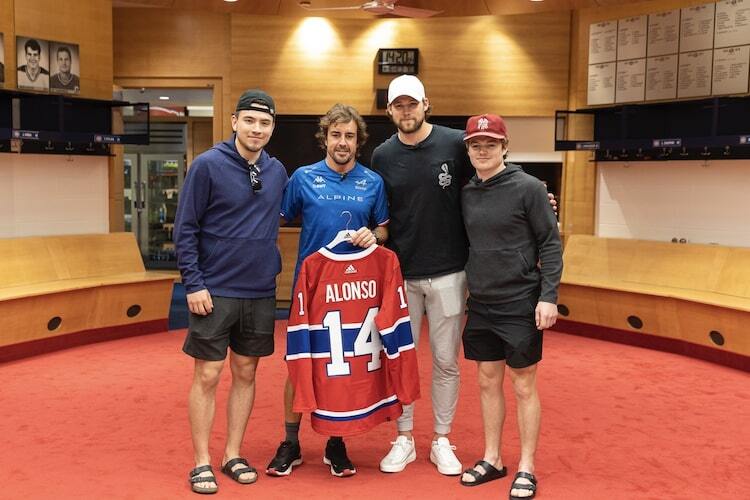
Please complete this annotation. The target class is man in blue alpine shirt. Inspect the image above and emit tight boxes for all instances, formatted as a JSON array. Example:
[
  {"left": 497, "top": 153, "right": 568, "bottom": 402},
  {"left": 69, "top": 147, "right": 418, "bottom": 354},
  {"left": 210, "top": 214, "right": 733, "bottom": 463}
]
[
  {"left": 266, "top": 103, "right": 389, "bottom": 478},
  {"left": 175, "top": 90, "right": 288, "bottom": 494},
  {"left": 459, "top": 114, "right": 562, "bottom": 499}
]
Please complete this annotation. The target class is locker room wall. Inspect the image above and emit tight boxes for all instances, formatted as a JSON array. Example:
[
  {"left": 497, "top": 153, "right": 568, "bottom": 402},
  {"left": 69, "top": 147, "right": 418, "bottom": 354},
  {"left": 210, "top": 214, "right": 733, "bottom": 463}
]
[
  {"left": 596, "top": 160, "right": 750, "bottom": 247},
  {"left": 0, "top": 155, "right": 109, "bottom": 237},
  {"left": 564, "top": 0, "right": 750, "bottom": 240},
  {"left": 0, "top": 0, "right": 113, "bottom": 237}
]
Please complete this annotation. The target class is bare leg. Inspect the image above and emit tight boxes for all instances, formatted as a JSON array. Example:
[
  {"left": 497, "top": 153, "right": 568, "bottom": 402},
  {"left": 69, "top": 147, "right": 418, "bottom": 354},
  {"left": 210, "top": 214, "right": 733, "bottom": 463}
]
[
  {"left": 222, "top": 352, "right": 260, "bottom": 482},
  {"left": 508, "top": 364, "right": 540, "bottom": 498},
  {"left": 189, "top": 358, "right": 225, "bottom": 489},
  {"left": 462, "top": 360, "right": 506, "bottom": 483}
]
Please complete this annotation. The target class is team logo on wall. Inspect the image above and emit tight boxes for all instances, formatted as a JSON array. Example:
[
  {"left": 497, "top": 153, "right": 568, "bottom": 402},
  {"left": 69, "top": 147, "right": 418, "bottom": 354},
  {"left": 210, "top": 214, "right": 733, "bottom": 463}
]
[{"left": 438, "top": 163, "right": 452, "bottom": 189}]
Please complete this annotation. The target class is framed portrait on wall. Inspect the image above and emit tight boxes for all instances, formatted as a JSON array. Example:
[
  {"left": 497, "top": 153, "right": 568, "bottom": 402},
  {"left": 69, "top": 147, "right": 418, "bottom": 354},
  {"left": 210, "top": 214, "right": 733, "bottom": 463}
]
[
  {"left": 16, "top": 36, "right": 50, "bottom": 92},
  {"left": 49, "top": 41, "right": 80, "bottom": 95}
]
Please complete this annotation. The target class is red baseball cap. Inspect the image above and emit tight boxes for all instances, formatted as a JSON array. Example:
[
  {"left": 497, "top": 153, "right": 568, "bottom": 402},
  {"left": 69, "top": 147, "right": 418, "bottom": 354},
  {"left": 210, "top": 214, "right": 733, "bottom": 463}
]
[{"left": 463, "top": 114, "right": 508, "bottom": 141}]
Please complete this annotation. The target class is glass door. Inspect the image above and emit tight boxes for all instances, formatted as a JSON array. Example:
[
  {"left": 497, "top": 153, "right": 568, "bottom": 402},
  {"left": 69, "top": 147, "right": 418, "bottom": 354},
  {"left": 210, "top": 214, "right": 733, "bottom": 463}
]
[
  {"left": 124, "top": 153, "right": 147, "bottom": 248},
  {"left": 141, "top": 154, "right": 185, "bottom": 268},
  {"left": 124, "top": 154, "right": 136, "bottom": 233}
]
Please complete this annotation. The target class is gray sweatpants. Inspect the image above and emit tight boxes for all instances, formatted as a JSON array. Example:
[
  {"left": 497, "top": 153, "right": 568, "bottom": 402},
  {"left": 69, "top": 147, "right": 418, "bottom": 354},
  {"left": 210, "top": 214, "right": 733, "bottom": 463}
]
[{"left": 397, "top": 270, "right": 466, "bottom": 436}]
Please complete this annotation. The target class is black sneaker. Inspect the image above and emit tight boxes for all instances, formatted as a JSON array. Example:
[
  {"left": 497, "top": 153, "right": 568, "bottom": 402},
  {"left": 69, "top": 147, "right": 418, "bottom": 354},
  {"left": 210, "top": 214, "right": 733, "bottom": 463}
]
[
  {"left": 323, "top": 438, "right": 357, "bottom": 477},
  {"left": 266, "top": 440, "right": 303, "bottom": 476}
]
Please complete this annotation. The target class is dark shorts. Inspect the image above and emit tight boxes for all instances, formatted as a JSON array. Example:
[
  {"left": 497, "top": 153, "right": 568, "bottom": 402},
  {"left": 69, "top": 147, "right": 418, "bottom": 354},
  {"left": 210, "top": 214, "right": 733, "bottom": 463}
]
[
  {"left": 183, "top": 296, "right": 276, "bottom": 361},
  {"left": 462, "top": 296, "right": 543, "bottom": 368}
]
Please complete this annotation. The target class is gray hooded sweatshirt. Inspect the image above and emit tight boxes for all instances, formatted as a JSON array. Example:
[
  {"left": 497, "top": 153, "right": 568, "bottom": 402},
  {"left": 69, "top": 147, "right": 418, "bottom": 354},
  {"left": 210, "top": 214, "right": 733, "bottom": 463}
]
[{"left": 461, "top": 163, "right": 562, "bottom": 304}]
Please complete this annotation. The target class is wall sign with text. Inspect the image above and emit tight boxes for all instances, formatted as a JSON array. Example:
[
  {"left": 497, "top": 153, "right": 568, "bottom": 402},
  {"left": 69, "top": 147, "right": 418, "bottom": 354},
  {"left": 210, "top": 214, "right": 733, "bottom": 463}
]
[
  {"left": 377, "top": 48, "right": 419, "bottom": 75},
  {"left": 588, "top": 0, "right": 750, "bottom": 105}
]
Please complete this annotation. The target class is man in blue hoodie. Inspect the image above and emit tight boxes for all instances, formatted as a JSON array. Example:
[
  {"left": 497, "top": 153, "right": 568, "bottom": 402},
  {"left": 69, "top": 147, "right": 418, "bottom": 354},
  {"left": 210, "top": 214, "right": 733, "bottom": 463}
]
[{"left": 175, "top": 89, "right": 288, "bottom": 494}]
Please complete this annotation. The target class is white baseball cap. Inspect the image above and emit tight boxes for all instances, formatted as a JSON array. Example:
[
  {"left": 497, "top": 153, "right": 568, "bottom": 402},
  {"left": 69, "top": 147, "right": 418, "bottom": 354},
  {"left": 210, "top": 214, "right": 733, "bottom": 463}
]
[{"left": 387, "top": 75, "right": 426, "bottom": 105}]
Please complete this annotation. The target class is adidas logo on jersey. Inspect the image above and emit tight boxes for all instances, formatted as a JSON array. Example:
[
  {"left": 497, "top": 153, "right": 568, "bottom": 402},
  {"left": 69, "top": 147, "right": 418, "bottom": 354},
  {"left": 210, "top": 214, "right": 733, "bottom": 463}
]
[{"left": 344, "top": 264, "right": 357, "bottom": 274}]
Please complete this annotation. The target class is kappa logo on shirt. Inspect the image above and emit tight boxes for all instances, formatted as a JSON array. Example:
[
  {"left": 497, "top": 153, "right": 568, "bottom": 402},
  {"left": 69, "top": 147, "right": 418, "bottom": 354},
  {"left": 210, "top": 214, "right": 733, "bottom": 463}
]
[
  {"left": 438, "top": 163, "right": 452, "bottom": 189},
  {"left": 312, "top": 175, "right": 326, "bottom": 189},
  {"left": 354, "top": 179, "right": 367, "bottom": 191},
  {"left": 344, "top": 264, "right": 357, "bottom": 275}
]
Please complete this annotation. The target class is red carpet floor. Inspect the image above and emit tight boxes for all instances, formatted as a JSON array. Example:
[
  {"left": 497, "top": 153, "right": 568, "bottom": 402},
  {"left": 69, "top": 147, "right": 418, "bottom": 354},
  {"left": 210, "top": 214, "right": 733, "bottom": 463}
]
[{"left": 2, "top": 322, "right": 749, "bottom": 499}]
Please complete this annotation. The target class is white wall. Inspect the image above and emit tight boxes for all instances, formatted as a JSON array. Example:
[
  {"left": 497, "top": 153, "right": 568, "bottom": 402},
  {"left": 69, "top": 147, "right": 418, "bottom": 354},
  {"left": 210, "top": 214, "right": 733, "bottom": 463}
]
[
  {"left": 596, "top": 159, "right": 750, "bottom": 247},
  {"left": 0, "top": 155, "right": 109, "bottom": 237}
]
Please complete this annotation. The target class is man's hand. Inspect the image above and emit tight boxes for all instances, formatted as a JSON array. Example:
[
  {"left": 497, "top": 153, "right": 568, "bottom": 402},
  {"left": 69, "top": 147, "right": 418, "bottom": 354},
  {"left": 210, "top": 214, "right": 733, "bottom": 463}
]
[
  {"left": 187, "top": 289, "right": 214, "bottom": 316},
  {"left": 547, "top": 193, "right": 558, "bottom": 214},
  {"left": 535, "top": 301, "right": 558, "bottom": 330},
  {"left": 350, "top": 226, "right": 378, "bottom": 248}
]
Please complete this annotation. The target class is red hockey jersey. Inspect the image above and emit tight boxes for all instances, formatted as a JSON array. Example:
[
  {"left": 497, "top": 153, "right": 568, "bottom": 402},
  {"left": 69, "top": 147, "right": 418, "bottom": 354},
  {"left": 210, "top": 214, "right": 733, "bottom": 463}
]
[{"left": 286, "top": 243, "right": 420, "bottom": 437}]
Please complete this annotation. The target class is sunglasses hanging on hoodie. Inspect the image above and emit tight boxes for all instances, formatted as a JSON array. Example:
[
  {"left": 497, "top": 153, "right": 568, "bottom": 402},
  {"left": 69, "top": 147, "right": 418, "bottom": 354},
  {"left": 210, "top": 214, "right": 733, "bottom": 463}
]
[{"left": 248, "top": 162, "right": 262, "bottom": 192}]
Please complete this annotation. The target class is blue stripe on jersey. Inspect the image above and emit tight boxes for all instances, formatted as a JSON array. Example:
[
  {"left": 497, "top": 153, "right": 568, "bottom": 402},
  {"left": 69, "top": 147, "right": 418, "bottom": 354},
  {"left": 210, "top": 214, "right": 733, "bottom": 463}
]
[
  {"left": 312, "top": 397, "right": 400, "bottom": 422},
  {"left": 286, "top": 327, "right": 311, "bottom": 357},
  {"left": 381, "top": 321, "right": 414, "bottom": 356},
  {"left": 287, "top": 325, "right": 366, "bottom": 357}
]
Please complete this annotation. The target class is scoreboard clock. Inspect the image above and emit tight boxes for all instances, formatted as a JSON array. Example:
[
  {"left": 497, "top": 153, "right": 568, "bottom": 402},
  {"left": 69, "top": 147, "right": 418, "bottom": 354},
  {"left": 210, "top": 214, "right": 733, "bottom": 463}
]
[{"left": 377, "top": 48, "right": 419, "bottom": 75}]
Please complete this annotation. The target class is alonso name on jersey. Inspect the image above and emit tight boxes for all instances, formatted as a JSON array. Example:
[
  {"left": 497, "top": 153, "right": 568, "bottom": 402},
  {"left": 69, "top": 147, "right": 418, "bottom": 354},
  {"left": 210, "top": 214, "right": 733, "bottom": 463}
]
[{"left": 325, "top": 280, "right": 377, "bottom": 303}]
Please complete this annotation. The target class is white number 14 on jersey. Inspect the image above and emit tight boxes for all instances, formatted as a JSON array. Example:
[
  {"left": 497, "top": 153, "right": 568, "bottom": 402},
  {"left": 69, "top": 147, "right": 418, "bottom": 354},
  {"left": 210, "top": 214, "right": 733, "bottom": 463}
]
[{"left": 323, "top": 307, "right": 382, "bottom": 377}]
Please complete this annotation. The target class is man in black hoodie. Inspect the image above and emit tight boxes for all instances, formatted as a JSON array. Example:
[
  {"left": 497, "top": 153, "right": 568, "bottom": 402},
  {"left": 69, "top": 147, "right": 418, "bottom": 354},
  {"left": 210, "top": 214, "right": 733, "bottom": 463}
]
[{"left": 458, "top": 114, "right": 562, "bottom": 500}]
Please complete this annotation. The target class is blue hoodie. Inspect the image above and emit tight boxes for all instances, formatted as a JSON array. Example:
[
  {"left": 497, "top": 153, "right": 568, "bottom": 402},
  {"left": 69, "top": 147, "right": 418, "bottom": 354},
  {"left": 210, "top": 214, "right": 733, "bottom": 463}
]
[{"left": 175, "top": 137, "right": 288, "bottom": 298}]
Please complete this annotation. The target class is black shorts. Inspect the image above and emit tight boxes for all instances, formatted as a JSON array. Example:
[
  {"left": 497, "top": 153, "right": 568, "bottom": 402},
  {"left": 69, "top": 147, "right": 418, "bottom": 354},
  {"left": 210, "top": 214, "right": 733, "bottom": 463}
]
[
  {"left": 183, "top": 296, "right": 276, "bottom": 361},
  {"left": 462, "top": 296, "right": 542, "bottom": 368}
]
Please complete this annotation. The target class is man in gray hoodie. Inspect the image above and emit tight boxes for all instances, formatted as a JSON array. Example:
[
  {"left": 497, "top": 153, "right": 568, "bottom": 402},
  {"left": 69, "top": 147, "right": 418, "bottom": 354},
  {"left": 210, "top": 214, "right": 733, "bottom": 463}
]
[{"left": 458, "top": 114, "right": 562, "bottom": 500}]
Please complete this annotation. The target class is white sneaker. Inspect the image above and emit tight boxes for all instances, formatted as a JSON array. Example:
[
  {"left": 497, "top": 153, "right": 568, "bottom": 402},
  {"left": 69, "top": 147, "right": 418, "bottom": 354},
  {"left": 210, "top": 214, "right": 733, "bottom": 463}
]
[
  {"left": 430, "top": 437, "right": 462, "bottom": 476},
  {"left": 379, "top": 435, "right": 416, "bottom": 473}
]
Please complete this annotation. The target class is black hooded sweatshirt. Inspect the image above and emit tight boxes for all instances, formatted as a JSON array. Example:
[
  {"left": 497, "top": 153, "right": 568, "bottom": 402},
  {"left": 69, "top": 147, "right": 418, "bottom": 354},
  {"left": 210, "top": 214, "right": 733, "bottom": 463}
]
[{"left": 461, "top": 163, "right": 562, "bottom": 304}]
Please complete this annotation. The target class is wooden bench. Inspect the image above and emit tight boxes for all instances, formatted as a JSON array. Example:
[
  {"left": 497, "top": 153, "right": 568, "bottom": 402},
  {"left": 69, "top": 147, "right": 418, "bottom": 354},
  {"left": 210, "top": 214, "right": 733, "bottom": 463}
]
[
  {"left": 556, "top": 235, "right": 750, "bottom": 370},
  {"left": 0, "top": 233, "right": 174, "bottom": 362}
]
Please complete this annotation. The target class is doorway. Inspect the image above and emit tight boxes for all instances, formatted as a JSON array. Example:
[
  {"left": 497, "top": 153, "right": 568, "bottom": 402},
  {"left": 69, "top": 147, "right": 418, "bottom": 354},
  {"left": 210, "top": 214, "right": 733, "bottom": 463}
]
[
  {"left": 120, "top": 87, "right": 213, "bottom": 269},
  {"left": 124, "top": 151, "right": 185, "bottom": 267}
]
